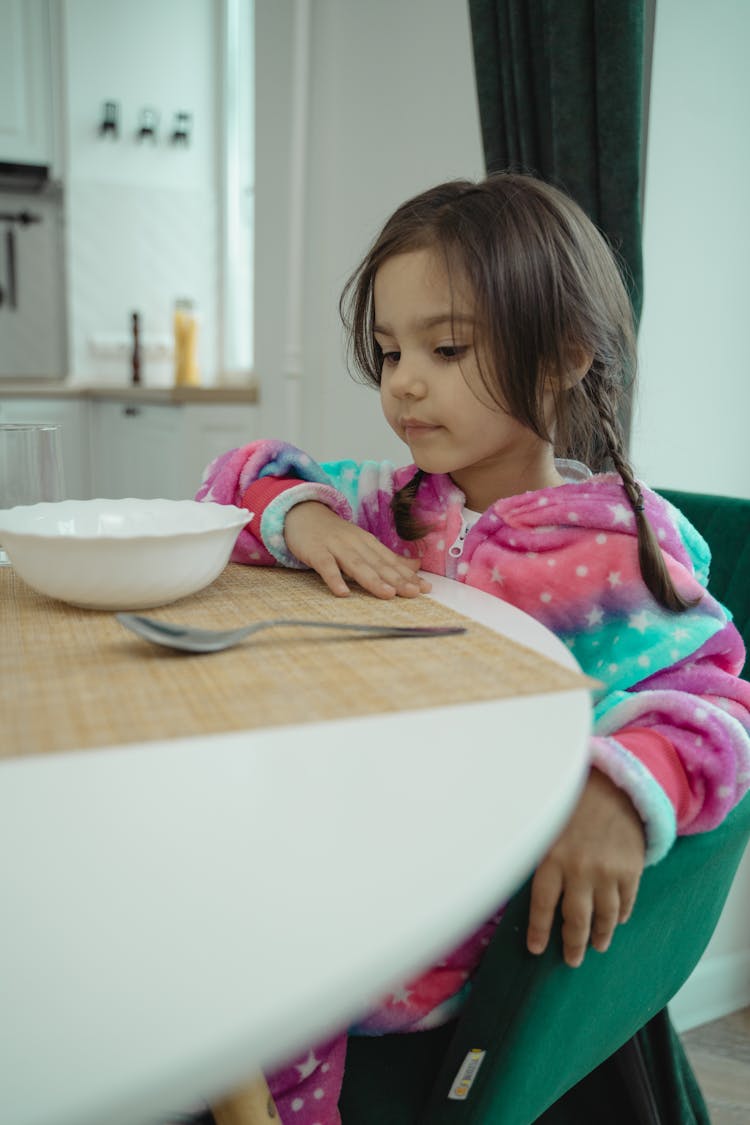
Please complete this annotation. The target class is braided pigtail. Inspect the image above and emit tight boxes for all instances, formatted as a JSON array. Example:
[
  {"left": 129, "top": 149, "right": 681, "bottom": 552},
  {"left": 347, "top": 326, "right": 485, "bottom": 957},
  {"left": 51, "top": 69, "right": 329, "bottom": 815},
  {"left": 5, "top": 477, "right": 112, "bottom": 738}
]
[
  {"left": 587, "top": 379, "right": 698, "bottom": 612},
  {"left": 391, "top": 469, "right": 432, "bottom": 541}
]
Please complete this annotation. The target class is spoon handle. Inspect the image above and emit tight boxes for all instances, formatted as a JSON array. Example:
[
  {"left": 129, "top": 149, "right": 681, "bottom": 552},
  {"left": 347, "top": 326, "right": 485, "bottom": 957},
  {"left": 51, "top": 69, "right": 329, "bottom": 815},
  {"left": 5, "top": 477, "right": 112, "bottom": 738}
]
[{"left": 249, "top": 618, "right": 465, "bottom": 637}]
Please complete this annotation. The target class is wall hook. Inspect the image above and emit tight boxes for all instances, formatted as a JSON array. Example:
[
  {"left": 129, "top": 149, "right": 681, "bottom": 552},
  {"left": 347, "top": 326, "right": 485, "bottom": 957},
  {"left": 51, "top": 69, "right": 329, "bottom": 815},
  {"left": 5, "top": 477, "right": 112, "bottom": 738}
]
[
  {"left": 170, "top": 112, "right": 192, "bottom": 146},
  {"left": 136, "top": 108, "right": 159, "bottom": 143},
  {"left": 98, "top": 101, "right": 120, "bottom": 139}
]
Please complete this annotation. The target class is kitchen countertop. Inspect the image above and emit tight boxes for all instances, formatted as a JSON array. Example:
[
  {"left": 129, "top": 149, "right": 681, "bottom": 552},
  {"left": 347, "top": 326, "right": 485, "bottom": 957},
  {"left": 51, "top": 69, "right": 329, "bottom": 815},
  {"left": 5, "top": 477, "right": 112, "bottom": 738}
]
[{"left": 0, "top": 380, "right": 259, "bottom": 404}]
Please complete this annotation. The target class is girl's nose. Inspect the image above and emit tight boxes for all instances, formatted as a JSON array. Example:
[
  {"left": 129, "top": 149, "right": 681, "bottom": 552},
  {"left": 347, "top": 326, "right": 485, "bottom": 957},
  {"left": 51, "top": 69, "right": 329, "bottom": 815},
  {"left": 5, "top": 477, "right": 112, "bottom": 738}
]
[{"left": 389, "top": 355, "right": 427, "bottom": 399}]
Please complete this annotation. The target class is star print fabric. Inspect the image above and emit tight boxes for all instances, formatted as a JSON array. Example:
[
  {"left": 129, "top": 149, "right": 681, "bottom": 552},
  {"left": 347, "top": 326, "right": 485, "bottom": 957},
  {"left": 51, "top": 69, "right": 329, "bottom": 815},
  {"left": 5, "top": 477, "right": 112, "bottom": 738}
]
[
  {"left": 197, "top": 440, "right": 750, "bottom": 866},
  {"left": 267, "top": 1035, "right": 346, "bottom": 1125},
  {"left": 266, "top": 916, "right": 500, "bottom": 1123}
]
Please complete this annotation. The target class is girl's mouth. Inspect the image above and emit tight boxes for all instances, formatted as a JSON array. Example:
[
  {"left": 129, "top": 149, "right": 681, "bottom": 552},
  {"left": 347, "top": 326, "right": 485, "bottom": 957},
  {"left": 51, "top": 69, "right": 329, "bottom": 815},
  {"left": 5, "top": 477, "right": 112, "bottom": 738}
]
[{"left": 402, "top": 420, "right": 441, "bottom": 438}]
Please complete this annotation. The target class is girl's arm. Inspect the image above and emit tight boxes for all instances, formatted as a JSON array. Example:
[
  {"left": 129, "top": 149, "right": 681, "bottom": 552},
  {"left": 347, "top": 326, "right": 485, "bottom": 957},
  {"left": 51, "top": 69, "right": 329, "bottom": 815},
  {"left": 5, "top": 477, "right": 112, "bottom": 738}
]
[
  {"left": 591, "top": 623, "right": 750, "bottom": 862},
  {"left": 196, "top": 440, "right": 428, "bottom": 597},
  {"left": 527, "top": 623, "right": 750, "bottom": 969},
  {"left": 526, "top": 766, "right": 646, "bottom": 968},
  {"left": 195, "top": 439, "right": 352, "bottom": 565}
]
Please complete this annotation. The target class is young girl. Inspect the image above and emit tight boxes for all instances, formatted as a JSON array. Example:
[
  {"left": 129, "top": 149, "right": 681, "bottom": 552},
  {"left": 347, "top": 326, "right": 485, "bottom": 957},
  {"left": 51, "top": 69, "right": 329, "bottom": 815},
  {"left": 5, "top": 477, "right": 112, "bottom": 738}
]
[{"left": 197, "top": 173, "right": 750, "bottom": 1124}]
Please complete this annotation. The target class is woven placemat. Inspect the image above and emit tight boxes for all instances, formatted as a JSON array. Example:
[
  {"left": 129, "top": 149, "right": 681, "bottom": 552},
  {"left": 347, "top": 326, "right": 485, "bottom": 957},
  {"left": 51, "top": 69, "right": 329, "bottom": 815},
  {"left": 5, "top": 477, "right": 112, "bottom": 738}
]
[{"left": 1, "top": 563, "right": 590, "bottom": 759}]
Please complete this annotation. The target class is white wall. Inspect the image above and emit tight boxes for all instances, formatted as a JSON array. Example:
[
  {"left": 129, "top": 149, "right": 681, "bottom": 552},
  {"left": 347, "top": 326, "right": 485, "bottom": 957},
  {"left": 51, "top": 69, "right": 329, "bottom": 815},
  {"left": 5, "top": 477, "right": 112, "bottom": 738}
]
[
  {"left": 255, "top": 0, "right": 750, "bottom": 1031},
  {"left": 633, "top": 0, "right": 750, "bottom": 499},
  {"left": 61, "top": 0, "right": 220, "bottom": 386},
  {"left": 637, "top": 0, "right": 750, "bottom": 1029},
  {"left": 255, "top": 0, "right": 484, "bottom": 461}
]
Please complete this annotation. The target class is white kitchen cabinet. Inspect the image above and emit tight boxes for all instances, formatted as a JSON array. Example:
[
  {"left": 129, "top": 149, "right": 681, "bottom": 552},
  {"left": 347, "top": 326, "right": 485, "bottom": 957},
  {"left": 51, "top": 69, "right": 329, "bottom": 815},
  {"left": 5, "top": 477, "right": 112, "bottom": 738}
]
[
  {"left": 90, "top": 400, "right": 259, "bottom": 499},
  {"left": 0, "top": 0, "right": 54, "bottom": 166},
  {"left": 0, "top": 392, "right": 259, "bottom": 501},
  {"left": 0, "top": 396, "right": 91, "bottom": 498},
  {"left": 90, "top": 401, "right": 184, "bottom": 499}
]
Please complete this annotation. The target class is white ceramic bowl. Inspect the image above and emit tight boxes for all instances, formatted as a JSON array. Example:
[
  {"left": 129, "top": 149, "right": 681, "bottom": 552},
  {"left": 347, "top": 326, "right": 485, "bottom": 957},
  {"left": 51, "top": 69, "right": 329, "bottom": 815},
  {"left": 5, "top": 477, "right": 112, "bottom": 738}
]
[{"left": 0, "top": 498, "right": 251, "bottom": 610}]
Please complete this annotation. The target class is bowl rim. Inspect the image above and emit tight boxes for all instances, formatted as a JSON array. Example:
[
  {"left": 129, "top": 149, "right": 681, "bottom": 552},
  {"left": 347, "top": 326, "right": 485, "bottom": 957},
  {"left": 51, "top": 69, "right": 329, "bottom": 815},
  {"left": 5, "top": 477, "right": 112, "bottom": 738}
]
[{"left": 0, "top": 498, "right": 251, "bottom": 540}]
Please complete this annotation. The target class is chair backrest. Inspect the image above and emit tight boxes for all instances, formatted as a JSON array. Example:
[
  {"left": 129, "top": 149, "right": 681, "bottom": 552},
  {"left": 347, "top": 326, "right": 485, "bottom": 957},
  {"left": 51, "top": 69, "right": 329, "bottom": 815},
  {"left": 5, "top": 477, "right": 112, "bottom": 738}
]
[{"left": 657, "top": 489, "right": 750, "bottom": 675}]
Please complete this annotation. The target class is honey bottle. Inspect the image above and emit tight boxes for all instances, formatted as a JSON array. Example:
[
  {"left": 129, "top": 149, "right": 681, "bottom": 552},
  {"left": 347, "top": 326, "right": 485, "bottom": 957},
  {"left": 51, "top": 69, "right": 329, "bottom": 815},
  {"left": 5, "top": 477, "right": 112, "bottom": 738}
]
[{"left": 173, "top": 298, "right": 200, "bottom": 387}]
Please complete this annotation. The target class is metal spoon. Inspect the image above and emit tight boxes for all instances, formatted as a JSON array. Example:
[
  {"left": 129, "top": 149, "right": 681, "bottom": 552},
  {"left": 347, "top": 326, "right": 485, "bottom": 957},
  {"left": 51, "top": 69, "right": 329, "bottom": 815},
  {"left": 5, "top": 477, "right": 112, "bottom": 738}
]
[{"left": 116, "top": 612, "right": 466, "bottom": 654}]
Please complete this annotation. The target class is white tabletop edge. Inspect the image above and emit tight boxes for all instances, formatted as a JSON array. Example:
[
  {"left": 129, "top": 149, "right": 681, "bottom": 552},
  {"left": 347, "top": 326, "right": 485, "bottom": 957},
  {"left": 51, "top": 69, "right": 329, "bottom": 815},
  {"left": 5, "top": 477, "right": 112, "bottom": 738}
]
[{"left": 0, "top": 575, "right": 592, "bottom": 1125}]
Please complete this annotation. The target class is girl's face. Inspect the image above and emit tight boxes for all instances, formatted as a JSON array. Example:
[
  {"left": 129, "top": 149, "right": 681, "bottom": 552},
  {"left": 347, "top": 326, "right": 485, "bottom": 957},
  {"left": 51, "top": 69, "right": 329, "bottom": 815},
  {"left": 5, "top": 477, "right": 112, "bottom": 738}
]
[{"left": 374, "top": 248, "right": 562, "bottom": 511}]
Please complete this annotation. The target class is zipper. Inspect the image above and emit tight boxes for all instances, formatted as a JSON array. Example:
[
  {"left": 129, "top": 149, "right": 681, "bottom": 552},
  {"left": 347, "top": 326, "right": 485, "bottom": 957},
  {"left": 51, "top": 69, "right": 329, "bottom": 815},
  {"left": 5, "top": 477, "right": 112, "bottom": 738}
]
[
  {"left": 446, "top": 513, "right": 472, "bottom": 579},
  {"left": 448, "top": 521, "right": 470, "bottom": 559}
]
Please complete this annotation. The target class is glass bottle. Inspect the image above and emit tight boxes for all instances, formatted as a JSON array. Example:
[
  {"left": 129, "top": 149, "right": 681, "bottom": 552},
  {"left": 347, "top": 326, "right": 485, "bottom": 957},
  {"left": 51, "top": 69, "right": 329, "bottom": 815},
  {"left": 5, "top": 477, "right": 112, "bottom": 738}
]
[{"left": 173, "top": 298, "right": 200, "bottom": 387}]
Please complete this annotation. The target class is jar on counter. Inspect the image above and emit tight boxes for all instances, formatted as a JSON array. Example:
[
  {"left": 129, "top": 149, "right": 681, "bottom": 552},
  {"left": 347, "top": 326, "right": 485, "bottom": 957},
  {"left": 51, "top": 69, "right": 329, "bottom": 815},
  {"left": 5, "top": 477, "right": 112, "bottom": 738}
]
[{"left": 173, "top": 298, "right": 200, "bottom": 387}]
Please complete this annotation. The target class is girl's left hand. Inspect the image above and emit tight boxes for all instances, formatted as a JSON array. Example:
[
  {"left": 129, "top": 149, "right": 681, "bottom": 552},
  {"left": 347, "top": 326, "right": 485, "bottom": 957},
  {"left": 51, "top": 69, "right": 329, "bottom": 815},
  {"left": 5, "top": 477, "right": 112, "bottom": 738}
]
[{"left": 526, "top": 768, "right": 646, "bottom": 968}]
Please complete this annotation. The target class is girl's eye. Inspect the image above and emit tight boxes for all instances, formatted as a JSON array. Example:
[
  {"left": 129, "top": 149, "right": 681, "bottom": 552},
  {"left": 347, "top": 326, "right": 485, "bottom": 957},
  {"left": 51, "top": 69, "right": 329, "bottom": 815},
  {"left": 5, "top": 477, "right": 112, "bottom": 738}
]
[
  {"left": 381, "top": 350, "right": 400, "bottom": 367},
  {"left": 435, "top": 345, "right": 468, "bottom": 361}
]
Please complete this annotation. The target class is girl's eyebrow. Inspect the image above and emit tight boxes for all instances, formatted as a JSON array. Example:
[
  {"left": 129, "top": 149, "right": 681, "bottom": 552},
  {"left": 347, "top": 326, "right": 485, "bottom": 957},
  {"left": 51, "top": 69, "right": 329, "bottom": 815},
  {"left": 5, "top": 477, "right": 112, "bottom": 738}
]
[{"left": 373, "top": 312, "right": 474, "bottom": 335}]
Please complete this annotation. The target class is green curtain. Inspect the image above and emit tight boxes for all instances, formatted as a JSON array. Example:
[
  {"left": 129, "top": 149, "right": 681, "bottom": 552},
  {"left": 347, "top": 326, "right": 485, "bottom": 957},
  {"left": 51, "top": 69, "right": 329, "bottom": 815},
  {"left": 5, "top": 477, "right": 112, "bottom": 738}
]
[{"left": 468, "top": 0, "right": 645, "bottom": 324}]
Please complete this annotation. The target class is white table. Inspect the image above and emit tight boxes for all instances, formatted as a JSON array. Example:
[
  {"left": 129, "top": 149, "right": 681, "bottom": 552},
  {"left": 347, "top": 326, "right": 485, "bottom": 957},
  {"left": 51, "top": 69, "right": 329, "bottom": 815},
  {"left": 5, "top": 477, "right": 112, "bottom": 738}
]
[{"left": 0, "top": 575, "right": 591, "bottom": 1125}]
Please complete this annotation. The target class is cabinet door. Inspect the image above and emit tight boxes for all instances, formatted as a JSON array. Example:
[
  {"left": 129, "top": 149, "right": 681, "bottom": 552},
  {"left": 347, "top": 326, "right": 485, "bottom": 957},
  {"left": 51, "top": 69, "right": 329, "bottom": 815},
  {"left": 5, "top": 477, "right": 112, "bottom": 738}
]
[
  {"left": 0, "top": 0, "right": 53, "bottom": 165},
  {"left": 0, "top": 396, "right": 91, "bottom": 498},
  {"left": 91, "top": 402, "right": 184, "bottom": 500},
  {"left": 184, "top": 404, "right": 260, "bottom": 494}
]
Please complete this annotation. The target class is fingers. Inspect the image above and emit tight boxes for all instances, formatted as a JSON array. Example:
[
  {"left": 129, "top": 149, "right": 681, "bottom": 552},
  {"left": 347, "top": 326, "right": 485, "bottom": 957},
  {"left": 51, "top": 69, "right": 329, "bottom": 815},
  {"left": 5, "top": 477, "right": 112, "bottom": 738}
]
[
  {"left": 304, "top": 543, "right": 430, "bottom": 600},
  {"left": 587, "top": 885, "right": 620, "bottom": 955},
  {"left": 528, "top": 874, "right": 600, "bottom": 968},
  {"left": 528, "top": 866, "right": 640, "bottom": 967},
  {"left": 563, "top": 874, "right": 640, "bottom": 965},
  {"left": 526, "top": 768, "right": 645, "bottom": 967},
  {"left": 342, "top": 552, "right": 430, "bottom": 600},
  {"left": 618, "top": 875, "right": 640, "bottom": 925},
  {"left": 527, "top": 863, "right": 563, "bottom": 957},
  {"left": 284, "top": 504, "right": 431, "bottom": 599},
  {"left": 308, "top": 552, "right": 353, "bottom": 598},
  {"left": 558, "top": 884, "right": 596, "bottom": 968}
]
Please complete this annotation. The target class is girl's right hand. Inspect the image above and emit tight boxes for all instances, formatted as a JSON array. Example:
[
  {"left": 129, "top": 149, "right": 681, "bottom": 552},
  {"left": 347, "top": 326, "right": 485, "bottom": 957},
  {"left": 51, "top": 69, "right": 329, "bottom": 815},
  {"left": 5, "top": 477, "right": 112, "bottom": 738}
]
[{"left": 284, "top": 501, "right": 431, "bottom": 599}]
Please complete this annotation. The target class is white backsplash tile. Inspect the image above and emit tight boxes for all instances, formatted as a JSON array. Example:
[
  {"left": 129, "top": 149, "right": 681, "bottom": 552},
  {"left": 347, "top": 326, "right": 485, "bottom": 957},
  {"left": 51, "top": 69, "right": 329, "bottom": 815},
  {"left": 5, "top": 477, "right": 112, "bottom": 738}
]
[{"left": 66, "top": 180, "right": 219, "bottom": 386}]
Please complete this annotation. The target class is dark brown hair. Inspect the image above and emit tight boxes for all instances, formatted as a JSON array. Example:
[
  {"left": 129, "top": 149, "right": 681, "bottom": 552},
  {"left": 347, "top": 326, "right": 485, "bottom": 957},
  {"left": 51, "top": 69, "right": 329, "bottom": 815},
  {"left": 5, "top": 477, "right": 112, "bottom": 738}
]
[{"left": 339, "top": 173, "right": 693, "bottom": 612}]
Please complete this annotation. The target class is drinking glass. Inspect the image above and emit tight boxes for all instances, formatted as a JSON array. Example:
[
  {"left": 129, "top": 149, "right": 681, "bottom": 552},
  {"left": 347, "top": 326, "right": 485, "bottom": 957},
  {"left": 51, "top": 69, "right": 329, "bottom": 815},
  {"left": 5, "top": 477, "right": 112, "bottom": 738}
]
[{"left": 0, "top": 423, "right": 66, "bottom": 566}]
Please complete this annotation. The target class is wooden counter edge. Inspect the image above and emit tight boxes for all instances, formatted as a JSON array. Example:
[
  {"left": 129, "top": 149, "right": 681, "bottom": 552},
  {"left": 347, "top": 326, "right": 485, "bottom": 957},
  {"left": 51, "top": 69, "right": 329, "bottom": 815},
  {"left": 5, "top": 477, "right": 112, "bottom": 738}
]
[{"left": 0, "top": 381, "right": 260, "bottom": 405}]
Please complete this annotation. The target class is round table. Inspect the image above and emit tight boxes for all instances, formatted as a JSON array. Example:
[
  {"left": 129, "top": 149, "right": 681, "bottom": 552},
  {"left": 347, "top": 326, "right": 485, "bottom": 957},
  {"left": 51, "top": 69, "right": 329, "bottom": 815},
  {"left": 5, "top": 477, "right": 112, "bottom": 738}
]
[{"left": 0, "top": 575, "right": 591, "bottom": 1125}]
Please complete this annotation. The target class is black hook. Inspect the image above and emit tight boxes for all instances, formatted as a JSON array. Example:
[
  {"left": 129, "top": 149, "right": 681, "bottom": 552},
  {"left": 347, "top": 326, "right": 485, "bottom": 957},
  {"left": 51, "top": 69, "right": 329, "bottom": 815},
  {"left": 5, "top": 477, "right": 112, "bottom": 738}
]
[
  {"left": 0, "top": 212, "right": 42, "bottom": 311},
  {"left": 4, "top": 226, "right": 16, "bottom": 309},
  {"left": 0, "top": 211, "right": 42, "bottom": 226},
  {"left": 170, "top": 112, "right": 192, "bottom": 146},
  {"left": 99, "top": 101, "right": 120, "bottom": 139},
  {"left": 136, "top": 108, "right": 159, "bottom": 143}
]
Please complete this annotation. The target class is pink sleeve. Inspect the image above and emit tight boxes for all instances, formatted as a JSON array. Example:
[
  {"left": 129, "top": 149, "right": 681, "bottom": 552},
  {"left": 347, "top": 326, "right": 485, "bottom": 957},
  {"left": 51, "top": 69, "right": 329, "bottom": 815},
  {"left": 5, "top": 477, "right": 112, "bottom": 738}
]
[
  {"left": 240, "top": 478, "right": 301, "bottom": 543},
  {"left": 616, "top": 727, "right": 701, "bottom": 829}
]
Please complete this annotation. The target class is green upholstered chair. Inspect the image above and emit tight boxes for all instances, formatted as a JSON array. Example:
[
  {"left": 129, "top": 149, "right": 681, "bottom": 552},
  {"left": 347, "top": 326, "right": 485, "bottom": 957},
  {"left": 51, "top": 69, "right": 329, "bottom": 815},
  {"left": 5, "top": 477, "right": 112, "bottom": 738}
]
[{"left": 340, "top": 491, "right": 750, "bottom": 1125}]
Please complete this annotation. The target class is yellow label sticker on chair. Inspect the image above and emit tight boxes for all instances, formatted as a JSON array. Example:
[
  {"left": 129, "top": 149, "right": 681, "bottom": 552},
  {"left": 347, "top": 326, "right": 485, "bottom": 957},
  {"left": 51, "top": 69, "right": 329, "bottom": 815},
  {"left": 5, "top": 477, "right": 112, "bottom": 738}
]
[{"left": 448, "top": 1047, "right": 486, "bottom": 1100}]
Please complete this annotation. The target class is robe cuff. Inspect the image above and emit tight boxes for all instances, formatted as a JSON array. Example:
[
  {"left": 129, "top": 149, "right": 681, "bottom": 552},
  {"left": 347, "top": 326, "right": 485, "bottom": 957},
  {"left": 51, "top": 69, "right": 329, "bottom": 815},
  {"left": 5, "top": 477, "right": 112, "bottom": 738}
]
[
  {"left": 259, "top": 483, "right": 353, "bottom": 567},
  {"left": 589, "top": 735, "right": 677, "bottom": 864}
]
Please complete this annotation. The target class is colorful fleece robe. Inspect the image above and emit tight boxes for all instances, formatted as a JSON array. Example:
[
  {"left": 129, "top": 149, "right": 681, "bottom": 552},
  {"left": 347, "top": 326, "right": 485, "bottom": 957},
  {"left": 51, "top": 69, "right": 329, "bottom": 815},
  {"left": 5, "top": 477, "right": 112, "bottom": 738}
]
[{"left": 197, "top": 440, "right": 750, "bottom": 1125}]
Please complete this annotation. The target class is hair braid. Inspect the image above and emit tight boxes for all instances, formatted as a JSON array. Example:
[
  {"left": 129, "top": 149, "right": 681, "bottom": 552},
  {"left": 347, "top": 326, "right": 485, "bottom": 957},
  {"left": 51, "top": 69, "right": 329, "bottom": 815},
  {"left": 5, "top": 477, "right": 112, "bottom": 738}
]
[
  {"left": 391, "top": 469, "right": 431, "bottom": 541},
  {"left": 588, "top": 379, "right": 698, "bottom": 613}
]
